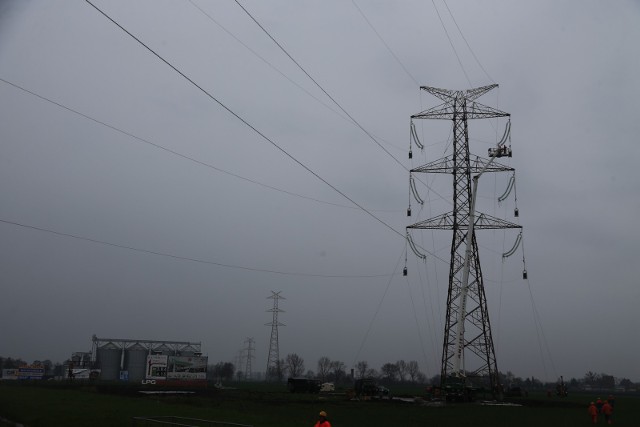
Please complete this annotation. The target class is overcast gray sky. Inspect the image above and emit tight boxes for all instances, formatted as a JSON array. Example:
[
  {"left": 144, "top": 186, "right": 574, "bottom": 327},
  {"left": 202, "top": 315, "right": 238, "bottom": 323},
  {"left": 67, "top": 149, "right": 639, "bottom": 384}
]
[{"left": 1, "top": 0, "right": 639, "bottom": 383}]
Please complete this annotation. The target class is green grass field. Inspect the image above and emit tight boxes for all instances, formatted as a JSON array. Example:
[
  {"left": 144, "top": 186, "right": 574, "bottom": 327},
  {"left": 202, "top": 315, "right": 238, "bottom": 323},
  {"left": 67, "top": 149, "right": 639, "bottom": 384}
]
[{"left": 0, "top": 382, "right": 635, "bottom": 426}]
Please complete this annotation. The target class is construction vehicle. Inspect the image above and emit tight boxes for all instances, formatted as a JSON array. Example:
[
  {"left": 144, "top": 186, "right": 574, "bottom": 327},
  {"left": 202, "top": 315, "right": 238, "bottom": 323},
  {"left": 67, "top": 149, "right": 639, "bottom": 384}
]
[
  {"left": 287, "top": 377, "right": 321, "bottom": 393},
  {"left": 353, "top": 378, "right": 391, "bottom": 400}
]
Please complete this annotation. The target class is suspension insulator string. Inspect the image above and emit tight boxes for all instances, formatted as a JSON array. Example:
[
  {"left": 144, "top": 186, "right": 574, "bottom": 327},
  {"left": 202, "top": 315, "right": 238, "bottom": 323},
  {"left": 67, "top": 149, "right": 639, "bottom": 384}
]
[
  {"left": 521, "top": 231, "right": 528, "bottom": 280},
  {"left": 403, "top": 241, "right": 408, "bottom": 276},
  {"left": 407, "top": 175, "right": 412, "bottom": 217},
  {"left": 408, "top": 120, "right": 413, "bottom": 159},
  {"left": 407, "top": 232, "right": 427, "bottom": 260},
  {"left": 502, "top": 232, "right": 522, "bottom": 258},
  {"left": 499, "top": 119, "right": 511, "bottom": 145},
  {"left": 411, "top": 120, "right": 424, "bottom": 150},
  {"left": 410, "top": 175, "right": 424, "bottom": 205},
  {"left": 513, "top": 172, "right": 519, "bottom": 218},
  {"left": 498, "top": 174, "right": 515, "bottom": 203}
]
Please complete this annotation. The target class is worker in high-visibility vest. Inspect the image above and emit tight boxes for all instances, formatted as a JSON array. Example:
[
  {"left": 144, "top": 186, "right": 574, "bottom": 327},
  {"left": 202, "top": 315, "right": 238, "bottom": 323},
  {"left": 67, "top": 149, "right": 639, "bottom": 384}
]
[
  {"left": 602, "top": 400, "right": 613, "bottom": 425},
  {"left": 587, "top": 402, "right": 598, "bottom": 424},
  {"left": 314, "top": 411, "right": 331, "bottom": 427}
]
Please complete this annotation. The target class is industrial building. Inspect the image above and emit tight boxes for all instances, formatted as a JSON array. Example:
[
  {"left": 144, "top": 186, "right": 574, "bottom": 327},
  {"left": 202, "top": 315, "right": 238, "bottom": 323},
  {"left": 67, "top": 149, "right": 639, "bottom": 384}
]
[{"left": 67, "top": 335, "right": 205, "bottom": 383}]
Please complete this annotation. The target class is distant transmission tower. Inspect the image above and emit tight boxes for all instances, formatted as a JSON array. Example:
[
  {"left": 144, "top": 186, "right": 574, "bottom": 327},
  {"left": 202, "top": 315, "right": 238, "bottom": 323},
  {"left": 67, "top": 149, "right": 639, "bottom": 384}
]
[
  {"left": 244, "top": 337, "right": 255, "bottom": 381},
  {"left": 235, "top": 349, "right": 244, "bottom": 378},
  {"left": 407, "top": 85, "right": 522, "bottom": 394},
  {"left": 265, "top": 291, "right": 285, "bottom": 381}
]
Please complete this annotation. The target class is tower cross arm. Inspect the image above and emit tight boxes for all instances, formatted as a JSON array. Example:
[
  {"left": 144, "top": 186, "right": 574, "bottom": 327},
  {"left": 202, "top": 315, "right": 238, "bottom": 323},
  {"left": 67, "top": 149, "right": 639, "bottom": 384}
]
[
  {"left": 473, "top": 213, "right": 522, "bottom": 230},
  {"left": 407, "top": 212, "right": 522, "bottom": 230},
  {"left": 411, "top": 101, "right": 455, "bottom": 120},
  {"left": 420, "top": 84, "right": 498, "bottom": 102},
  {"left": 419, "top": 86, "right": 455, "bottom": 101},
  {"left": 466, "top": 101, "right": 510, "bottom": 119},
  {"left": 411, "top": 155, "right": 514, "bottom": 174},
  {"left": 264, "top": 322, "right": 286, "bottom": 327},
  {"left": 415, "top": 84, "right": 508, "bottom": 119},
  {"left": 465, "top": 84, "right": 499, "bottom": 101},
  {"left": 412, "top": 101, "right": 509, "bottom": 120}
]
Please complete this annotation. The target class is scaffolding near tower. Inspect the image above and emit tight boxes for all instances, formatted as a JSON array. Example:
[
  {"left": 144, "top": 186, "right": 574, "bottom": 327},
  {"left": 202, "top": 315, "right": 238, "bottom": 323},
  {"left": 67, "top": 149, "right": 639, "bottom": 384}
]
[
  {"left": 407, "top": 85, "right": 522, "bottom": 396},
  {"left": 265, "top": 291, "right": 285, "bottom": 381}
]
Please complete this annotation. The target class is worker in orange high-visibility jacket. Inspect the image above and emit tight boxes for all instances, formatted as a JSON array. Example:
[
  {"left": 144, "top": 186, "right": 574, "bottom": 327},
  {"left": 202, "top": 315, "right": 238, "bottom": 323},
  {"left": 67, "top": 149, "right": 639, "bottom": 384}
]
[
  {"left": 314, "top": 411, "right": 331, "bottom": 427},
  {"left": 602, "top": 400, "right": 613, "bottom": 424},
  {"left": 587, "top": 402, "right": 598, "bottom": 424}
]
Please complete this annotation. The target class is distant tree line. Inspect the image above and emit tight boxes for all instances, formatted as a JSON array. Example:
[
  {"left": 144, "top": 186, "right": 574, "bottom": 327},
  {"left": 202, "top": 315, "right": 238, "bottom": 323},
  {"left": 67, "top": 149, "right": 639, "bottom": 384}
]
[
  {"left": 2, "top": 354, "right": 638, "bottom": 392},
  {"left": 204, "top": 354, "right": 429, "bottom": 385},
  {"left": 499, "top": 370, "right": 637, "bottom": 392},
  {"left": 210, "top": 354, "right": 640, "bottom": 393}
]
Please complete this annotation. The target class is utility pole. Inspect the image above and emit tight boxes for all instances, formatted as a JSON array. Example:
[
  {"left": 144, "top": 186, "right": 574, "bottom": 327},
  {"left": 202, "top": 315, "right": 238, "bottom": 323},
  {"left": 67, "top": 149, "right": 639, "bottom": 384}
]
[
  {"left": 244, "top": 337, "right": 255, "bottom": 381},
  {"left": 407, "top": 85, "right": 521, "bottom": 394},
  {"left": 265, "top": 291, "right": 285, "bottom": 381}
]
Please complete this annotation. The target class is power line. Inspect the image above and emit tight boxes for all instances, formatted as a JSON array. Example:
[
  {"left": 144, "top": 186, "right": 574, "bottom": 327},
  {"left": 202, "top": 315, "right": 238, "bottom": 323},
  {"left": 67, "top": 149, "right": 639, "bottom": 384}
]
[
  {"left": 0, "top": 217, "right": 391, "bottom": 279},
  {"left": 84, "top": 0, "right": 407, "bottom": 242},
  {"left": 441, "top": 0, "right": 494, "bottom": 84},
  {"left": 187, "top": 1, "right": 347, "bottom": 125},
  {"left": 232, "top": 0, "right": 450, "bottom": 207},
  {"left": 429, "top": 0, "right": 472, "bottom": 87},
  {"left": 84, "top": 1, "right": 449, "bottom": 264},
  {"left": 351, "top": 0, "right": 419, "bottom": 86},
  {"left": 0, "top": 77, "right": 398, "bottom": 213},
  {"left": 186, "top": 0, "right": 405, "bottom": 156},
  {"left": 351, "top": 247, "right": 404, "bottom": 367},
  {"left": 349, "top": 0, "right": 471, "bottom": 213}
]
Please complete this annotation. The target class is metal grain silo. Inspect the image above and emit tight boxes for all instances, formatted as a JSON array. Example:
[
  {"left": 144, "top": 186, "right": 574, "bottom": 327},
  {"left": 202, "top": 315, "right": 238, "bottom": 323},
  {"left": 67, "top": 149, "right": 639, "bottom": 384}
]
[
  {"left": 124, "top": 343, "right": 147, "bottom": 382},
  {"left": 97, "top": 342, "right": 121, "bottom": 381}
]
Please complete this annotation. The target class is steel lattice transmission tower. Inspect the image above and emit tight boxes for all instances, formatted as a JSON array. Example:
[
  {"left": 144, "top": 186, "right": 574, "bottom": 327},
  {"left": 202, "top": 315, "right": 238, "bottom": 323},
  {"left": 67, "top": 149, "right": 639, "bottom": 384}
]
[
  {"left": 407, "top": 85, "right": 521, "bottom": 393},
  {"left": 265, "top": 291, "right": 285, "bottom": 381},
  {"left": 244, "top": 337, "right": 255, "bottom": 381}
]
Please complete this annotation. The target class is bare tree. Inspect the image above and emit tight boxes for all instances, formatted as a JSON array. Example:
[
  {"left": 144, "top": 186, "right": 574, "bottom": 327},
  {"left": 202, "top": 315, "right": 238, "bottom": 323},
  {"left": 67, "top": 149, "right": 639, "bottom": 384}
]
[
  {"left": 355, "top": 361, "right": 368, "bottom": 379},
  {"left": 330, "top": 360, "right": 346, "bottom": 384},
  {"left": 396, "top": 360, "right": 407, "bottom": 382},
  {"left": 317, "top": 356, "right": 331, "bottom": 382},
  {"left": 584, "top": 371, "right": 598, "bottom": 386},
  {"left": 381, "top": 363, "right": 399, "bottom": 382},
  {"left": 285, "top": 353, "right": 305, "bottom": 377},
  {"left": 212, "top": 362, "right": 235, "bottom": 382},
  {"left": 407, "top": 360, "right": 420, "bottom": 383}
]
